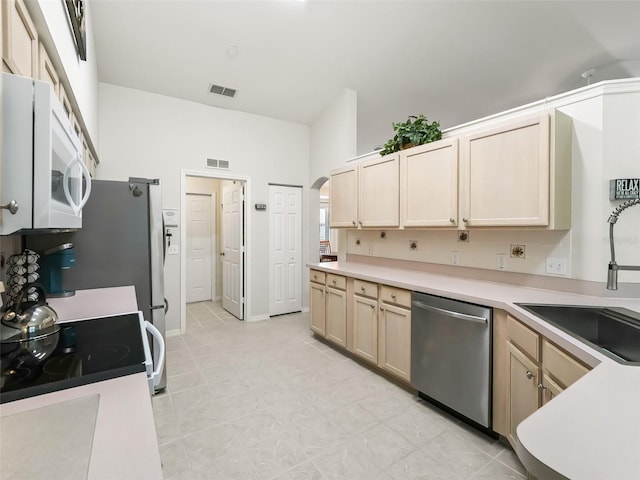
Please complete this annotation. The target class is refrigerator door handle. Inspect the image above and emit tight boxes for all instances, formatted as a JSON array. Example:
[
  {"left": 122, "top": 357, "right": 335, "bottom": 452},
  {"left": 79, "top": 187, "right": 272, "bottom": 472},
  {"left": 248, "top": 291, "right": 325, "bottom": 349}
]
[{"left": 145, "top": 320, "right": 165, "bottom": 387}]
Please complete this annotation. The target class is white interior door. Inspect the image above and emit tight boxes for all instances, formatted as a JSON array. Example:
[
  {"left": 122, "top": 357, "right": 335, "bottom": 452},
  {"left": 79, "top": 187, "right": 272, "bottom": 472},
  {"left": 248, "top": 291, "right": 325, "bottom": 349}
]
[
  {"left": 222, "top": 182, "right": 244, "bottom": 319},
  {"left": 269, "top": 185, "right": 302, "bottom": 316},
  {"left": 186, "top": 193, "right": 213, "bottom": 303}
]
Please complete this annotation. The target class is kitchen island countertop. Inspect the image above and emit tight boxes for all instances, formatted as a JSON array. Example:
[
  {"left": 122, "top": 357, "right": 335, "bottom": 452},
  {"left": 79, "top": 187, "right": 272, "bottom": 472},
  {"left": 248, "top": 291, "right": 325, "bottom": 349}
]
[{"left": 308, "top": 260, "right": 640, "bottom": 480}]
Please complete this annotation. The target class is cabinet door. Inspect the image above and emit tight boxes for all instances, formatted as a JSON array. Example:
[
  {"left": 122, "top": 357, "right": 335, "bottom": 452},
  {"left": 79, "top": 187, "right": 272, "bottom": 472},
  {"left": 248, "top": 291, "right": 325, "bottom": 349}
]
[
  {"left": 358, "top": 154, "right": 399, "bottom": 227},
  {"left": 352, "top": 294, "right": 378, "bottom": 364},
  {"left": 461, "top": 114, "right": 550, "bottom": 227},
  {"left": 309, "top": 282, "right": 325, "bottom": 336},
  {"left": 325, "top": 287, "right": 347, "bottom": 347},
  {"left": 541, "top": 373, "right": 563, "bottom": 406},
  {"left": 2, "top": 0, "right": 38, "bottom": 76},
  {"left": 401, "top": 139, "right": 459, "bottom": 227},
  {"left": 38, "top": 42, "right": 59, "bottom": 95},
  {"left": 329, "top": 166, "right": 358, "bottom": 227},
  {"left": 542, "top": 339, "right": 590, "bottom": 389},
  {"left": 506, "top": 341, "right": 541, "bottom": 448},
  {"left": 378, "top": 303, "right": 411, "bottom": 382}
]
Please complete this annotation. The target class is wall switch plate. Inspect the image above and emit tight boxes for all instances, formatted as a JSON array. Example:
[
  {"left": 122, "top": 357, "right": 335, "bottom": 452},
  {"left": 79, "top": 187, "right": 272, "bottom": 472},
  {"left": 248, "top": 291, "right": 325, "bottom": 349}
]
[
  {"left": 168, "top": 245, "right": 179, "bottom": 255},
  {"left": 497, "top": 254, "right": 507, "bottom": 269},
  {"left": 451, "top": 251, "right": 460, "bottom": 265},
  {"left": 546, "top": 257, "right": 567, "bottom": 275},
  {"left": 367, "top": 244, "right": 374, "bottom": 256}
]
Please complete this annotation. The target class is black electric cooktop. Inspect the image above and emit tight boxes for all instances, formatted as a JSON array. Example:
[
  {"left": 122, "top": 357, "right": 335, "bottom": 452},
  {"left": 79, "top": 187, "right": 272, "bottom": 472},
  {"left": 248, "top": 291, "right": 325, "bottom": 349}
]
[{"left": 0, "top": 313, "right": 147, "bottom": 404}]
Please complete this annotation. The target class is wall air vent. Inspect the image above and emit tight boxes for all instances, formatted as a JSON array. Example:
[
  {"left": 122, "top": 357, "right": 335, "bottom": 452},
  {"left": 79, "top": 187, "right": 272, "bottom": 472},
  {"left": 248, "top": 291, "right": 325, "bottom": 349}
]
[
  {"left": 209, "top": 83, "right": 237, "bottom": 98},
  {"left": 206, "top": 158, "right": 230, "bottom": 169}
]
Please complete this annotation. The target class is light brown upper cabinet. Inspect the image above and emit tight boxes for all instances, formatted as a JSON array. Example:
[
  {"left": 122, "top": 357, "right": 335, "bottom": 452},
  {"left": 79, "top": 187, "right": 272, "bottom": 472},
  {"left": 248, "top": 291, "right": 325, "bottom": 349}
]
[
  {"left": 38, "top": 42, "right": 60, "bottom": 95},
  {"left": 400, "top": 138, "right": 459, "bottom": 227},
  {"left": 329, "top": 165, "right": 358, "bottom": 227},
  {"left": 329, "top": 154, "right": 400, "bottom": 228},
  {"left": 459, "top": 112, "right": 571, "bottom": 229},
  {"left": 358, "top": 154, "right": 400, "bottom": 228},
  {"left": 2, "top": 0, "right": 38, "bottom": 77}
]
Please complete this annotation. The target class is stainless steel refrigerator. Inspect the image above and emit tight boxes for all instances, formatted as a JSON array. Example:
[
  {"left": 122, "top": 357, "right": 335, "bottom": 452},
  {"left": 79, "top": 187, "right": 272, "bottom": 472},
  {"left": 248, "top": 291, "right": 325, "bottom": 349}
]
[{"left": 26, "top": 178, "right": 167, "bottom": 392}]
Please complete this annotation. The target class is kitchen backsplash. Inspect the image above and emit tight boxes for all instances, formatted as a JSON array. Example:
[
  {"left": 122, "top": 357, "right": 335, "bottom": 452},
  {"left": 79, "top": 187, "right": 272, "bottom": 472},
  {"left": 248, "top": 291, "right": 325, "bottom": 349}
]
[{"left": 345, "top": 228, "right": 572, "bottom": 277}]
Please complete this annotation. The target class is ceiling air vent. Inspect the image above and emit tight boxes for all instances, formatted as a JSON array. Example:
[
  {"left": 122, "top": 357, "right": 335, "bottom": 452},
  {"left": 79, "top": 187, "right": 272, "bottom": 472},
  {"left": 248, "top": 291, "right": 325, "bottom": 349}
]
[
  {"left": 209, "top": 83, "right": 237, "bottom": 98},
  {"left": 206, "top": 158, "right": 230, "bottom": 170}
]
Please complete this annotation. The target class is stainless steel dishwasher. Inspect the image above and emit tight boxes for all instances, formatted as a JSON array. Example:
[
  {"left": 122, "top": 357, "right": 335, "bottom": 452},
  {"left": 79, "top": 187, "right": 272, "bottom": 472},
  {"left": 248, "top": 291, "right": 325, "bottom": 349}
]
[{"left": 411, "top": 292, "right": 493, "bottom": 430}]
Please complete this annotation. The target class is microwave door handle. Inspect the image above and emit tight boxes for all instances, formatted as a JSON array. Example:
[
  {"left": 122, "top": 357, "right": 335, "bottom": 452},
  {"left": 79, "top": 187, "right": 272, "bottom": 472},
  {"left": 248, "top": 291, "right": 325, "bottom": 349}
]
[
  {"left": 63, "top": 155, "right": 92, "bottom": 215},
  {"left": 76, "top": 155, "right": 92, "bottom": 210}
]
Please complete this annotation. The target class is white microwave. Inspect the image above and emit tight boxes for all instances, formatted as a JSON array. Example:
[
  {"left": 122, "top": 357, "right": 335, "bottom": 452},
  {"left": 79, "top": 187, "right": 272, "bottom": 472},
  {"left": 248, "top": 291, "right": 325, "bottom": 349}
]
[{"left": 1, "top": 73, "right": 91, "bottom": 234}]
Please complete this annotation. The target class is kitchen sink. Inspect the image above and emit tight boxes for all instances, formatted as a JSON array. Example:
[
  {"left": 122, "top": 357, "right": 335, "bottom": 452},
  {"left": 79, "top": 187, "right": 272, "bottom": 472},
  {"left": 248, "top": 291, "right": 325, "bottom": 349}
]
[{"left": 516, "top": 304, "right": 640, "bottom": 364}]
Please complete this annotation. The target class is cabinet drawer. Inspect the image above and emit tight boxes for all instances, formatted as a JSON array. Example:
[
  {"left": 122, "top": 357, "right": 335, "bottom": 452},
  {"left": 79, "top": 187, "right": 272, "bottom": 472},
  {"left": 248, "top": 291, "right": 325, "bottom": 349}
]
[
  {"left": 542, "top": 339, "right": 589, "bottom": 389},
  {"left": 354, "top": 279, "right": 377, "bottom": 299},
  {"left": 379, "top": 285, "right": 411, "bottom": 308},
  {"left": 310, "top": 270, "right": 325, "bottom": 285},
  {"left": 506, "top": 315, "right": 540, "bottom": 362},
  {"left": 326, "top": 274, "right": 346, "bottom": 290}
]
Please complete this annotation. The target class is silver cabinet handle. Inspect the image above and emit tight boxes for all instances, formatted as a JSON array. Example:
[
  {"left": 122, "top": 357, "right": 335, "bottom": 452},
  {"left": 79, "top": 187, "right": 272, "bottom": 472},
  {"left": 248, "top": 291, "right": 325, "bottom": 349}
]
[
  {"left": 526, "top": 371, "right": 534, "bottom": 380},
  {"left": 361, "top": 286, "right": 366, "bottom": 291},
  {"left": 391, "top": 293, "right": 396, "bottom": 299},
  {"left": 462, "top": 217, "right": 468, "bottom": 223},
  {"left": 370, "top": 304, "right": 375, "bottom": 309},
  {"left": 358, "top": 220, "right": 362, "bottom": 226},
  {"left": 449, "top": 217, "right": 455, "bottom": 223},
  {"left": 352, "top": 220, "right": 356, "bottom": 226},
  {"left": 537, "top": 383, "right": 547, "bottom": 391},
  {"left": 1, "top": 200, "right": 18, "bottom": 215},
  {"left": 220, "top": 252, "right": 225, "bottom": 256}
]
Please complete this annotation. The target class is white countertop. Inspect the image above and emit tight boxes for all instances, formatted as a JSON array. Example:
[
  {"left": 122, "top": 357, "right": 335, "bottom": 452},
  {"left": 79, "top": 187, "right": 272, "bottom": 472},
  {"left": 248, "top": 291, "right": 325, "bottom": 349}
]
[
  {"left": 1, "top": 373, "right": 162, "bottom": 480},
  {"left": 309, "top": 260, "right": 640, "bottom": 479},
  {"left": 0, "top": 287, "right": 162, "bottom": 480}
]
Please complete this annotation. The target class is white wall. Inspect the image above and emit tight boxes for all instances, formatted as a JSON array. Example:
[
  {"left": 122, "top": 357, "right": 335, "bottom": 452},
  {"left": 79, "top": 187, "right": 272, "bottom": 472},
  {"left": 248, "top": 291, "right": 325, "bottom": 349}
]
[
  {"left": 98, "top": 83, "right": 309, "bottom": 331},
  {"left": 308, "top": 88, "right": 357, "bottom": 269},
  {"left": 343, "top": 81, "right": 640, "bottom": 289}
]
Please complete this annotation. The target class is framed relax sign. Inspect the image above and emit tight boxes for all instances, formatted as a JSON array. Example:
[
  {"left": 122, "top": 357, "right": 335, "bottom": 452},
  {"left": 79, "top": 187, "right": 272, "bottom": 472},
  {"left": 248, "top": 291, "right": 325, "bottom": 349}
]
[{"left": 65, "top": 0, "right": 87, "bottom": 61}]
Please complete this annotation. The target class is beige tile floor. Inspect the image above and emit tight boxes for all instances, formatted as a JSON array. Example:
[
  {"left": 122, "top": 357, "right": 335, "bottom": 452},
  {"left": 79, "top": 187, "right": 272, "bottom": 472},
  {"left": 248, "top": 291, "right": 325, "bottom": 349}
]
[{"left": 152, "top": 301, "right": 527, "bottom": 480}]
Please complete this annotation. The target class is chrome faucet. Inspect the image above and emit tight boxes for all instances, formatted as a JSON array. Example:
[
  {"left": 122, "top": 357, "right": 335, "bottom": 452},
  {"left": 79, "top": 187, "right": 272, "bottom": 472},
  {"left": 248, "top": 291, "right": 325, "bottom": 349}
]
[{"left": 607, "top": 198, "right": 640, "bottom": 290}]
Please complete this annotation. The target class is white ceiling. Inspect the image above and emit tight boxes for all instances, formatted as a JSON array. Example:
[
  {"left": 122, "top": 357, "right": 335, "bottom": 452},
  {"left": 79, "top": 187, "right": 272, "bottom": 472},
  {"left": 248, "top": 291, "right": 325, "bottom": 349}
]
[{"left": 90, "top": 0, "right": 640, "bottom": 155}]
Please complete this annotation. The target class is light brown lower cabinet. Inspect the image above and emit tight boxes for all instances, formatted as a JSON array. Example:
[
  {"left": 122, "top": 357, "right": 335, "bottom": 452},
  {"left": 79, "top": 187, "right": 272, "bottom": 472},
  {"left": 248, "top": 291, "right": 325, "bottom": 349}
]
[
  {"left": 325, "top": 286, "right": 347, "bottom": 347},
  {"left": 352, "top": 293, "right": 378, "bottom": 363},
  {"left": 309, "top": 271, "right": 347, "bottom": 346},
  {"left": 309, "top": 280, "right": 325, "bottom": 336},
  {"left": 309, "top": 271, "right": 411, "bottom": 384},
  {"left": 378, "top": 301, "right": 411, "bottom": 382},
  {"left": 494, "top": 311, "right": 591, "bottom": 449},
  {"left": 506, "top": 341, "right": 541, "bottom": 447}
]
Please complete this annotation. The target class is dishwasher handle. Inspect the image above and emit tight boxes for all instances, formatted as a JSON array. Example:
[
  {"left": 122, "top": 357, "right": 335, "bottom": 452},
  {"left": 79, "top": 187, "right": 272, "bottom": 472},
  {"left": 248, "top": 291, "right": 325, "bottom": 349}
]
[{"left": 412, "top": 300, "right": 488, "bottom": 324}]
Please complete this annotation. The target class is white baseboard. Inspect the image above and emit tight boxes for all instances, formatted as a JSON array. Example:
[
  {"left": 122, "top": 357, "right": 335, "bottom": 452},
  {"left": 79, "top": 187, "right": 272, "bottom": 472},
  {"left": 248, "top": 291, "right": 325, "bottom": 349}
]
[
  {"left": 247, "top": 314, "right": 269, "bottom": 322},
  {"left": 166, "top": 329, "right": 182, "bottom": 337}
]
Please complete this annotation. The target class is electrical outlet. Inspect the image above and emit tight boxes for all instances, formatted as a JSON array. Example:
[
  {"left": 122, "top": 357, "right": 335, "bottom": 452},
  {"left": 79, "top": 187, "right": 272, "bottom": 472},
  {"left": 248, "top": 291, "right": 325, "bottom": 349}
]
[
  {"left": 409, "top": 240, "right": 418, "bottom": 251},
  {"left": 497, "top": 254, "right": 507, "bottom": 269},
  {"left": 451, "top": 251, "right": 460, "bottom": 265},
  {"left": 367, "top": 244, "right": 374, "bottom": 256},
  {"left": 546, "top": 257, "right": 567, "bottom": 275},
  {"left": 168, "top": 244, "right": 179, "bottom": 255}
]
